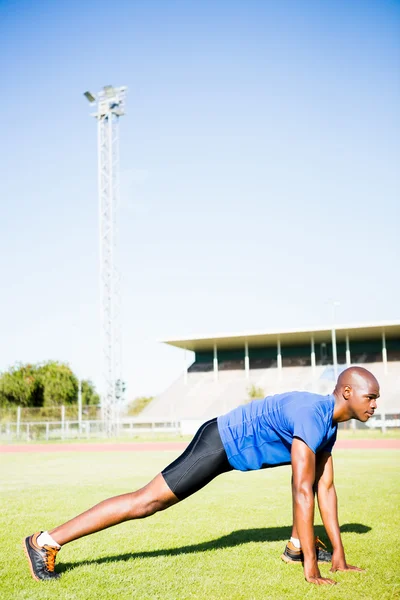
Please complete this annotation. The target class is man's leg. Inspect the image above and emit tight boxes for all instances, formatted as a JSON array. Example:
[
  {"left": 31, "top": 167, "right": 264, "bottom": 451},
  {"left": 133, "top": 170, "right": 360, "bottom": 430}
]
[
  {"left": 23, "top": 473, "right": 178, "bottom": 581},
  {"left": 24, "top": 418, "right": 232, "bottom": 581},
  {"left": 50, "top": 473, "right": 177, "bottom": 546}
]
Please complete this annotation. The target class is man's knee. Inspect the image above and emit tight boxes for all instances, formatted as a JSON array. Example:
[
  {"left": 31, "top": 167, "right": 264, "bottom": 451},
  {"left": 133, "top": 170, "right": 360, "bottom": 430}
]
[
  {"left": 126, "top": 475, "right": 178, "bottom": 519},
  {"left": 136, "top": 491, "right": 166, "bottom": 517}
]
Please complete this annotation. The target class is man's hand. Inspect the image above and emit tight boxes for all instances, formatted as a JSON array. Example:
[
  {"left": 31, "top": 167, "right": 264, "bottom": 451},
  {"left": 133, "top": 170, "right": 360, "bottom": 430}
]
[
  {"left": 306, "top": 575, "right": 337, "bottom": 585},
  {"left": 304, "top": 564, "right": 337, "bottom": 585},
  {"left": 291, "top": 439, "right": 337, "bottom": 586},
  {"left": 330, "top": 561, "right": 365, "bottom": 573},
  {"left": 330, "top": 549, "right": 364, "bottom": 573}
]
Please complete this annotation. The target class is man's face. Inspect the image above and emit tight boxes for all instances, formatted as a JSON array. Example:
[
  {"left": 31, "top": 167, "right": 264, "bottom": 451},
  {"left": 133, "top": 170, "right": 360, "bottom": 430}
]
[{"left": 346, "top": 380, "right": 380, "bottom": 422}]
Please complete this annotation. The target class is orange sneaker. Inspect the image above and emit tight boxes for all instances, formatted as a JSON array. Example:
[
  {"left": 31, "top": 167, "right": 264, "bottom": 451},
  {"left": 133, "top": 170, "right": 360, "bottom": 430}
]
[
  {"left": 281, "top": 537, "right": 331, "bottom": 564},
  {"left": 23, "top": 532, "right": 60, "bottom": 581}
]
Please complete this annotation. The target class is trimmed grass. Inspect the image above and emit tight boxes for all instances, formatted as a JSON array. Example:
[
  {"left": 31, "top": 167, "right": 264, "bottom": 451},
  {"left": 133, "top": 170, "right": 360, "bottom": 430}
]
[{"left": 1, "top": 450, "right": 399, "bottom": 599}]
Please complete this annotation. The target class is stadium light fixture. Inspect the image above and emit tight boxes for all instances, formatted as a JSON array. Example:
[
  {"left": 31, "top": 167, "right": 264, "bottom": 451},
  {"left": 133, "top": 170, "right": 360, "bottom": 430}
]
[
  {"left": 84, "top": 91, "right": 96, "bottom": 103},
  {"left": 104, "top": 85, "right": 115, "bottom": 98},
  {"left": 83, "top": 84, "right": 127, "bottom": 436}
]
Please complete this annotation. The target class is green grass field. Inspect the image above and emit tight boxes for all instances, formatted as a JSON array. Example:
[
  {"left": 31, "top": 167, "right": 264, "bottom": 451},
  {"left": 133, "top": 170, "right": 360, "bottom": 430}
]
[
  {"left": 1, "top": 449, "right": 399, "bottom": 599},
  {"left": 4, "top": 427, "right": 400, "bottom": 445}
]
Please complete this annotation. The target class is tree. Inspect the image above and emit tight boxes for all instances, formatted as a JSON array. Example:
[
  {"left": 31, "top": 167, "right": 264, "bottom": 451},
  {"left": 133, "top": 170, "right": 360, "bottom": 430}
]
[
  {"left": 0, "top": 363, "right": 43, "bottom": 407},
  {"left": 0, "top": 361, "right": 100, "bottom": 408},
  {"left": 81, "top": 380, "right": 100, "bottom": 406},
  {"left": 37, "top": 362, "right": 78, "bottom": 406}
]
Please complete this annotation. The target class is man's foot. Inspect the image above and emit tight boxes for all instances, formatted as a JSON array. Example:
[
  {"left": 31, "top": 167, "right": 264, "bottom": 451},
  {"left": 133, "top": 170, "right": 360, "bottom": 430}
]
[
  {"left": 23, "top": 532, "right": 60, "bottom": 581},
  {"left": 281, "top": 537, "right": 332, "bottom": 564}
]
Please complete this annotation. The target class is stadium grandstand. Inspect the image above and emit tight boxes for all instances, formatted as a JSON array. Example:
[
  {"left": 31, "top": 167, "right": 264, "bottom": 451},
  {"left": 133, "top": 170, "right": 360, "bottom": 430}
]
[{"left": 142, "top": 321, "right": 400, "bottom": 432}]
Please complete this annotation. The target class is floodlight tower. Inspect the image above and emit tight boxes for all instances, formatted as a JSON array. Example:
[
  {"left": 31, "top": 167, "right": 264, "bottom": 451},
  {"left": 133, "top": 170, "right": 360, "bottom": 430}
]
[{"left": 84, "top": 85, "right": 127, "bottom": 435}]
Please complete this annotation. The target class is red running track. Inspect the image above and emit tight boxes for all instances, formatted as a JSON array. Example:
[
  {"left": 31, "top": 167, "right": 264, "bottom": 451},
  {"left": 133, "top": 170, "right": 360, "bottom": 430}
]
[{"left": 0, "top": 439, "right": 399, "bottom": 453}]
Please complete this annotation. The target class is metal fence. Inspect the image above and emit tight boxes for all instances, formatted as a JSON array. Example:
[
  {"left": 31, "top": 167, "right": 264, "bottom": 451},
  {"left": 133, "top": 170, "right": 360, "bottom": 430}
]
[
  {"left": 0, "top": 405, "right": 398, "bottom": 442},
  {"left": 0, "top": 405, "right": 100, "bottom": 423},
  {"left": 339, "top": 413, "right": 400, "bottom": 433},
  {"left": 0, "top": 417, "right": 180, "bottom": 442}
]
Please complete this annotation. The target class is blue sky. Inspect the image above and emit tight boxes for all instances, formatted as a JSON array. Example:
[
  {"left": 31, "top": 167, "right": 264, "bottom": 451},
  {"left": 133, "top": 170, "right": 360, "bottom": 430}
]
[{"left": 1, "top": 0, "right": 399, "bottom": 398}]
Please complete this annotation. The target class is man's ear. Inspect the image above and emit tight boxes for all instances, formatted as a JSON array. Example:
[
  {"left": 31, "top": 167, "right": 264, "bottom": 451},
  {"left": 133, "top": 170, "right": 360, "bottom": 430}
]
[{"left": 343, "top": 385, "right": 351, "bottom": 400}]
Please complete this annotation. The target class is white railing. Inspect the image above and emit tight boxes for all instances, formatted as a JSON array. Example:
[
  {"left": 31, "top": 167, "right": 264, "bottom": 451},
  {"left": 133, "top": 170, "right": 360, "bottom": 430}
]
[
  {"left": 0, "top": 413, "right": 398, "bottom": 442},
  {"left": 0, "top": 418, "right": 181, "bottom": 442}
]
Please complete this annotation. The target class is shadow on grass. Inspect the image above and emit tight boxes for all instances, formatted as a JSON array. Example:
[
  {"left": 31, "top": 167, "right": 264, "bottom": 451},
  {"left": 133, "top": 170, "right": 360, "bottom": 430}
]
[{"left": 58, "top": 522, "right": 371, "bottom": 573}]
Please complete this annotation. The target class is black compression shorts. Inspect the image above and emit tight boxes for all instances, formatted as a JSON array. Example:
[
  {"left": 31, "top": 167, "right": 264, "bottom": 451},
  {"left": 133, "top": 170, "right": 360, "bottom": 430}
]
[{"left": 161, "top": 418, "right": 233, "bottom": 500}]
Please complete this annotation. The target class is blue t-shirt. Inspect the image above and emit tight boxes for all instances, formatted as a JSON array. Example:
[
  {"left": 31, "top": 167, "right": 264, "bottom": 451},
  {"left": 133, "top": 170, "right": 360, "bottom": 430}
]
[{"left": 217, "top": 391, "right": 337, "bottom": 471}]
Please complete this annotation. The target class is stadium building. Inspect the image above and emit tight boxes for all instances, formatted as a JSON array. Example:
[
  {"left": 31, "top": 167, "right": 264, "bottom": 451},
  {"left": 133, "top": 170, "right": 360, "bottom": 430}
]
[{"left": 142, "top": 321, "right": 400, "bottom": 432}]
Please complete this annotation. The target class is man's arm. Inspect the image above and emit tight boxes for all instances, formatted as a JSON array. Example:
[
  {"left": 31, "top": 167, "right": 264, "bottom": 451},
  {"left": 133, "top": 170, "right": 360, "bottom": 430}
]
[
  {"left": 315, "top": 452, "right": 364, "bottom": 573},
  {"left": 291, "top": 438, "right": 336, "bottom": 585}
]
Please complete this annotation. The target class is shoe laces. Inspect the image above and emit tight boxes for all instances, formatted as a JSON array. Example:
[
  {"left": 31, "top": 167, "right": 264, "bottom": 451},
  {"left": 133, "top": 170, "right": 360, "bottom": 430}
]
[
  {"left": 43, "top": 545, "right": 59, "bottom": 572},
  {"left": 315, "top": 536, "right": 327, "bottom": 550}
]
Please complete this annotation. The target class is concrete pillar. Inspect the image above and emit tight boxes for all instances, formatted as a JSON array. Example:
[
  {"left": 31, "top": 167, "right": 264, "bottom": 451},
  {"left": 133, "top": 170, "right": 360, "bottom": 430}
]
[
  {"left": 16, "top": 406, "right": 21, "bottom": 439},
  {"left": 382, "top": 331, "right": 388, "bottom": 375},
  {"left": 78, "top": 379, "right": 82, "bottom": 435},
  {"left": 244, "top": 341, "right": 250, "bottom": 379},
  {"left": 183, "top": 349, "right": 188, "bottom": 385},
  {"left": 310, "top": 336, "right": 316, "bottom": 390},
  {"left": 331, "top": 328, "right": 338, "bottom": 380},
  {"left": 213, "top": 343, "right": 218, "bottom": 381},
  {"left": 277, "top": 338, "right": 282, "bottom": 377},
  {"left": 344, "top": 333, "right": 356, "bottom": 427},
  {"left": 61, "top": 405, "right": 65, "bottom": 440},
  {"left": 345, "top": 334, "right": 351, "bottom": 366},
  {"left": 311, "top": 336, "right": 316, "bottom": 369},
  {"left": 331, "top": 300, "right": 339, "bottom": 380},
  {"left": 382, "top": 331, "right": 387, "bottom": 433}
]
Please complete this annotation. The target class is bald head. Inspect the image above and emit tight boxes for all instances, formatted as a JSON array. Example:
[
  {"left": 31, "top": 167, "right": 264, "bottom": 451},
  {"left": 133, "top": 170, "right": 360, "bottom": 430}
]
[
  {"left": 335, "top": 366, "right": 379, "bottom": 392},
  {"left": 333, "top": 366, "right": 380, "bottom": 423}
]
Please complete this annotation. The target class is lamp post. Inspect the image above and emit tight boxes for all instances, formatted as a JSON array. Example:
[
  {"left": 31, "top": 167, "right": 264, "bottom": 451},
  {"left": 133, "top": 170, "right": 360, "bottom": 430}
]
[
  {"left": 331, "top": 301, "right": 340, "bottom": 381},
  {"left": 78, "top": 379, "right": 82, "bottom": 436},
  {"left": 84, "top": 85, "right": 127, "bottom": 436}
]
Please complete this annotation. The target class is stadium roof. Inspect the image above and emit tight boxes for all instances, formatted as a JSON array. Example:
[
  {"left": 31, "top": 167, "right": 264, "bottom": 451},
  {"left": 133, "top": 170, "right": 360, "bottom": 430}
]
[{"left": 162, "top": 321, "right": 400, "bottom": 353}]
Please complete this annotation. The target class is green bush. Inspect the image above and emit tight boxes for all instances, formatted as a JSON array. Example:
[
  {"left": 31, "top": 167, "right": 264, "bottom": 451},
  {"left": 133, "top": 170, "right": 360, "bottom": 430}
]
[
  {"left": 126, "top": 396, "right": 154, "bottom": 416},
  {"left": 247, "top": 384, "right": 265, "bottom": 401}
]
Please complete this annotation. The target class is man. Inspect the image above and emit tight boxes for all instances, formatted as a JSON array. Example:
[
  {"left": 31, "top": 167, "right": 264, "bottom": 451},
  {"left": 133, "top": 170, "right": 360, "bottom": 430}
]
[{"left": 24, "top": 366, "right": 379, "bottom": 585}]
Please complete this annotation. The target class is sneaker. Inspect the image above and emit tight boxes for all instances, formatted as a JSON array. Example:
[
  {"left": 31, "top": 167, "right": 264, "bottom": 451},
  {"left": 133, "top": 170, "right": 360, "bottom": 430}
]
[
  {"left": 23, "top": 532, "right": 60, "bottom": 581},
  {"left": 281, "top": 537, "right": 332, "bottom": 564}
]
